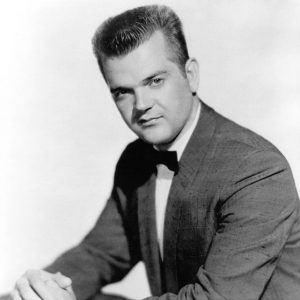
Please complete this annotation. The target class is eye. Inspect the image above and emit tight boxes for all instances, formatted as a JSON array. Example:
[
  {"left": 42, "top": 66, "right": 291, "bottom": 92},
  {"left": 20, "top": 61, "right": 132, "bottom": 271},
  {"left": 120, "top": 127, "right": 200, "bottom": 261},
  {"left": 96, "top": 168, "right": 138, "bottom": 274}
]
[
  {"left": 113, "top": 88, "right": 130, "bottom": 99},
  {"left": 149, "top": 77, "right": 164, "bottom": 87}
]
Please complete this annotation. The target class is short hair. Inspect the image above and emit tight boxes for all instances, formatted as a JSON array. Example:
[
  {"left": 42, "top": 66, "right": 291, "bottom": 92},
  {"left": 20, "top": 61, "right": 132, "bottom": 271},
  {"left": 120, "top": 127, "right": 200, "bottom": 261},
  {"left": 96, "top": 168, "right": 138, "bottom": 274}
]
[{"left": 92, "top": 5, "right": 190, "bottom": 76}]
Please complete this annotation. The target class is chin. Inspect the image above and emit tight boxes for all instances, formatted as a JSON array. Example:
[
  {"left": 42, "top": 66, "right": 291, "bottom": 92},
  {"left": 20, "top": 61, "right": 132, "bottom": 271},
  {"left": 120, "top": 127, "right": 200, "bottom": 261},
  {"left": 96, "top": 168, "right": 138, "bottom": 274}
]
[{"left": 139, "top": 133, "right": 173, "bottom": 147}]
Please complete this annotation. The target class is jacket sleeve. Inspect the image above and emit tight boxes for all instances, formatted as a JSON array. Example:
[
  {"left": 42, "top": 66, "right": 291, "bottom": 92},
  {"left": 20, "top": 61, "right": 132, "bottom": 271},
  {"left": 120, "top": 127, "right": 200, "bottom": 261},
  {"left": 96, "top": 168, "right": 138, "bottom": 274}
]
[
  {"left": 45, "top": 149, "right": 142, "bottom": 300},
  {"left": 144, "top": 150, "right": 300, "bottom": 300}
]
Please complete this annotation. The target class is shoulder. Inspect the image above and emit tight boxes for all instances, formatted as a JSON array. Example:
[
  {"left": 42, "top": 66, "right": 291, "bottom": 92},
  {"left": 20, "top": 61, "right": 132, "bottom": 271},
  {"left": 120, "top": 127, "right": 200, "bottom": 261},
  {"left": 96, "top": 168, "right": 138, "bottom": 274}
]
[
  {"left": 213, "top": 107, "right": 279, "bottom": 153},
  {"left": 212, "top": 116, "right": 299, "bottom": 213},
  {"left": 199, "top": 103, "right": 297, "bottom": 200},
  {"left": 202, "top": 102, "right": 286, "bottom": 166}
]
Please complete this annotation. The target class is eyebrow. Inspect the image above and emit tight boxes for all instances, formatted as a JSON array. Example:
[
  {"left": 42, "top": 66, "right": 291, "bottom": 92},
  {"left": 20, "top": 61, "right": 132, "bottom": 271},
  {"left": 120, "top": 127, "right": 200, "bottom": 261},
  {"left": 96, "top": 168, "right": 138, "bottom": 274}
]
[
  {"left": 141, "top": 70, "right": 168, "bottom": 85},
  {"left": 110, "top": 70, "right": 168, "bottom": 94},
  {"left": 110, "top": 86, "right": 131, "bottom": 95}
]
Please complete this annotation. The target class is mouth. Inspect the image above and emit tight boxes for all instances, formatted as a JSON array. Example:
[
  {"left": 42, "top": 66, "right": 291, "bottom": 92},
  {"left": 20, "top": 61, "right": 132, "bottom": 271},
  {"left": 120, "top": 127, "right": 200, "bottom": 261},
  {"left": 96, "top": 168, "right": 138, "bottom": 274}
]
[{"left": 138, "top": 116, "right": 161, "bottom": 127}]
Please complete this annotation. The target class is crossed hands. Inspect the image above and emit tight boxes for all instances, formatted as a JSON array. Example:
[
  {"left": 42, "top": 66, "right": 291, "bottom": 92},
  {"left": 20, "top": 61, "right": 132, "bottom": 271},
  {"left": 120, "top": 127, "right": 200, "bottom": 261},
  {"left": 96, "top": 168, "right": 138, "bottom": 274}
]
[{"left": 11, "top": 270, "right": 76, "bottom": 300}]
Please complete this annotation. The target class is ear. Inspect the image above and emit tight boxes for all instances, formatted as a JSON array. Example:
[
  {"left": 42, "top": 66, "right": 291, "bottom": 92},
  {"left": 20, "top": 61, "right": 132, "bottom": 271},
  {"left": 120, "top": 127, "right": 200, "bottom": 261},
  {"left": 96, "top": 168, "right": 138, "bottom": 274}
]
[{"left": 185, "top": 58, "right": 199, "bottom": 95}]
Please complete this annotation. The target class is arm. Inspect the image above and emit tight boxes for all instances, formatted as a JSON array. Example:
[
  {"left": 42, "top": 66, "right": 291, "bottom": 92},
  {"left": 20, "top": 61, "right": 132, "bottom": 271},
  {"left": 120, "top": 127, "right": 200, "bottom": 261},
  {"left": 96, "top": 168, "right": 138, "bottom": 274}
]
[
  {"left": 12, "top": 188, "right": 139, "bottom": 300},
  {"left": 44, "top": 189, "right": 140, "bottom": 300},
  {"left": 145, "top": 150, "right": 300, "bottom": 300},
  {"left": 44, "top": 144, "right": 143, "bottom": 300},
  {"left": 12, "top": 142, "right": 144, "bottom": 300}
]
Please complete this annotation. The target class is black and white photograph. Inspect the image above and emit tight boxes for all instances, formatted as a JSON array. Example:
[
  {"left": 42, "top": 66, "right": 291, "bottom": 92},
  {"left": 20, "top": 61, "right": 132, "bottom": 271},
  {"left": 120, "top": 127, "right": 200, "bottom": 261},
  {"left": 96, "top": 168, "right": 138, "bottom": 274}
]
[{"left": 1, "top": 1, "right": 300, "bottom": 299}]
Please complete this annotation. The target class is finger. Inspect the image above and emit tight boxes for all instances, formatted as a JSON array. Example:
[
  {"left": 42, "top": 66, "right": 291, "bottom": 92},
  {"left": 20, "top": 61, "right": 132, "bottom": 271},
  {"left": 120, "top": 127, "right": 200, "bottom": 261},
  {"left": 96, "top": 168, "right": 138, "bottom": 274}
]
[
  {"left": 44, "top": 281, "right": 76, "bottom": 300},
  {"left": 25, "top": 271, "right": 54, "bottom": 300},
  {"left": 11, "top": 290, "right": 23, "bottom": 300},
  {"left": 64, "top": 285, "right": 76, "bottom": 300},
  {"left": 53, "top": 272, "right": 72, "bottom": 288},
  {"left": 45, "top": 280, "right": 73, "bottom": 297},
  {"left": 15, "top": 278, "right": 41, "bottom": 300},
  {"left": 44, "top": 280, "right": 58, "bottom": 288}
]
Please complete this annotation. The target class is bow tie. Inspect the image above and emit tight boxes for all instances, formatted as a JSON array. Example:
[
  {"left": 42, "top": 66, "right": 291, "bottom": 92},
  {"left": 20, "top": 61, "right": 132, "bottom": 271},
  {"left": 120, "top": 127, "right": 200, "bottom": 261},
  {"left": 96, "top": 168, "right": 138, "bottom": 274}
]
[{"left": 151, "top": 148, "right": 179, "bottom": 173}]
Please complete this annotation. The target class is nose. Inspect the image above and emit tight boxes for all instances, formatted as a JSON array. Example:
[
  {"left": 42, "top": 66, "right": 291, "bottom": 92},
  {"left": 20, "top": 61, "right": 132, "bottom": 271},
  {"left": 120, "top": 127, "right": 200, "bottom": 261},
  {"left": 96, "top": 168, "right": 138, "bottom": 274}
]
[{"left": 134, "top": 88, "right": 152, "bottom": 111}]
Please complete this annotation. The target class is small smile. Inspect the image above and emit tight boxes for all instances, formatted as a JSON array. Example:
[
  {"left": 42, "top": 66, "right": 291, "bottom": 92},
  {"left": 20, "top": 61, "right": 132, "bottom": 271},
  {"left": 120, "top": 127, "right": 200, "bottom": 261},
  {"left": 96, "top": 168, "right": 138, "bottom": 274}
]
[{"left": 138, "top": 116, "right": 162, "bottom": 126}]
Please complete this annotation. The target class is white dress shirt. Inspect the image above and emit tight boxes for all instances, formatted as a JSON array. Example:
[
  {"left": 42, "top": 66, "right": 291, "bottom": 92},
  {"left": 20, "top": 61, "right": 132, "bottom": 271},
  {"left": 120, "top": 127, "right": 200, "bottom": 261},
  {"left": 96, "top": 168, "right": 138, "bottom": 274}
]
[{"left": 155, "top": 103, "right": 201, "bottom": 259}]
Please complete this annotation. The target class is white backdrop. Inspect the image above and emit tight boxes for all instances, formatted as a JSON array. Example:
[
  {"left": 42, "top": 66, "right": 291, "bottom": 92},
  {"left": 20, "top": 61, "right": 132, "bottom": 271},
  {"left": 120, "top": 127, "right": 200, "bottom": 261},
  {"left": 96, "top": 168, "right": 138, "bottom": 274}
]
[{"left": 1, "top": 0, "right": 300, "bottom": 298}]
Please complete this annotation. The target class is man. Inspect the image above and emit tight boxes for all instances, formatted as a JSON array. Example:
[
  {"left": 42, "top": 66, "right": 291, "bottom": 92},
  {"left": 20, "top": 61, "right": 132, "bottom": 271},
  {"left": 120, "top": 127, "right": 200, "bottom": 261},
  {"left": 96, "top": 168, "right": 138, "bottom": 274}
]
[{"left": 11, "top": 5, "right": 300, "bottom": 300}]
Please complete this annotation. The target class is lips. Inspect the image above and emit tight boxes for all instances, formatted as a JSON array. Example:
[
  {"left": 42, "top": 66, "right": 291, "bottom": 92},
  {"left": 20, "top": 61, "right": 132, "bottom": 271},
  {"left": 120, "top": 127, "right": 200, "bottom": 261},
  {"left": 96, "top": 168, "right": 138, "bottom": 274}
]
[{"left": 138, "top": 116, "right": 161, "bottom": 126}]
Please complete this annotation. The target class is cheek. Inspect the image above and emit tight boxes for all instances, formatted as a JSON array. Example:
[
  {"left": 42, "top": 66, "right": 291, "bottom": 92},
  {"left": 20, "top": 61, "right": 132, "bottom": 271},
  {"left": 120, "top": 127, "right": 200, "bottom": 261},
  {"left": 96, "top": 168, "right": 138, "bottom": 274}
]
[
  {"left": 165, "top": 76, "right": 190, "bottom": 101},
  {"left": 115, "top": 101, "right": 142, "bottom": 133},
  {"left": 163, "top": 87, "right": 194, "bottom": 128},
  {"left": 115, "top": 101, "right": 133, "bottom": 121},
  {"left": 165, "top": 87, "right": 191, "bottom": 115}
]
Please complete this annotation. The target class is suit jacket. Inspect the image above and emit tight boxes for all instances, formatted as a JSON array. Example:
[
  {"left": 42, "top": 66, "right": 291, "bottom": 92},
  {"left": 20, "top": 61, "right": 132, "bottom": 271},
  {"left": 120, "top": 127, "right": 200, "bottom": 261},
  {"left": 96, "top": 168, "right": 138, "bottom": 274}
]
[{"left": 46, "top": 101, "right": 300, "bottom": 300}]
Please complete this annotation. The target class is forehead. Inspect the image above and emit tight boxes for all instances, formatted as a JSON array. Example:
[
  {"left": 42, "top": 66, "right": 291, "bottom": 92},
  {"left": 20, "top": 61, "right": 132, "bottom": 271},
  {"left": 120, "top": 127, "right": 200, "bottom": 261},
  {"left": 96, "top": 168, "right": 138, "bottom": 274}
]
[{"left": 102, "top": 31, "right": 180, "bottom": 87}]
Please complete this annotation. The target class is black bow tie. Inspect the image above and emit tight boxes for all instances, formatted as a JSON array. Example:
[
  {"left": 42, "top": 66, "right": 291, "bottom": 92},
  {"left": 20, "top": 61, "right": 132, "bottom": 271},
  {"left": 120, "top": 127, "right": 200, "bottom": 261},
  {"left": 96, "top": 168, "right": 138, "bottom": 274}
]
[{"left": 151, "top": 148, "right": 179, "bottom": 173}]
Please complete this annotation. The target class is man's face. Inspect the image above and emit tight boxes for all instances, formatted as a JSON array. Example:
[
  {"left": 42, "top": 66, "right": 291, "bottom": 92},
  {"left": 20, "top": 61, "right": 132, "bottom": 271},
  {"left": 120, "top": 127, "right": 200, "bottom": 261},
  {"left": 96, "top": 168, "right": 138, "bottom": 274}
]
[{"left": 102, "top": 31, "right": 199, "bottom": 148}]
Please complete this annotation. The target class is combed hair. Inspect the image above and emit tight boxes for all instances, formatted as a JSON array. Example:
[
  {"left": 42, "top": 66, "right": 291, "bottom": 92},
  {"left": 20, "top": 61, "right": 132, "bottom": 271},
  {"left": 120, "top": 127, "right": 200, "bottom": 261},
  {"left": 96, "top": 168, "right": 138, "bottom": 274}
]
[{"left": 92, "top": 5, "right": 189, "bottom": 75}]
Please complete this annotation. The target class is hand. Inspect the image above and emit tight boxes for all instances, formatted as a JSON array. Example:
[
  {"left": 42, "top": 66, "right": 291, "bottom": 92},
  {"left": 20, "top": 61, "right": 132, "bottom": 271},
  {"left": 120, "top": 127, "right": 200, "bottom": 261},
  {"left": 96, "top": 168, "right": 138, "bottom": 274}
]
[
  {"left": 39, "top": 280, "right": 75, "bottom": 300},
  {"left": 11, "top": 269, "right": 73, "bottom": 300}
]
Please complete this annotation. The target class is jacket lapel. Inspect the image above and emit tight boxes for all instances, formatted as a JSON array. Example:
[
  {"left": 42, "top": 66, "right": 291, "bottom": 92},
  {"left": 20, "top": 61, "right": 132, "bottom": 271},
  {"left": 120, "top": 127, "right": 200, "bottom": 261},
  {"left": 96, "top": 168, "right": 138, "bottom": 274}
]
[
  {"left": 162, "top": 101, "right": 217, "bottom": 292},
  {"left": 137, "top": 171, "right": 163, "bottom": 296}
]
